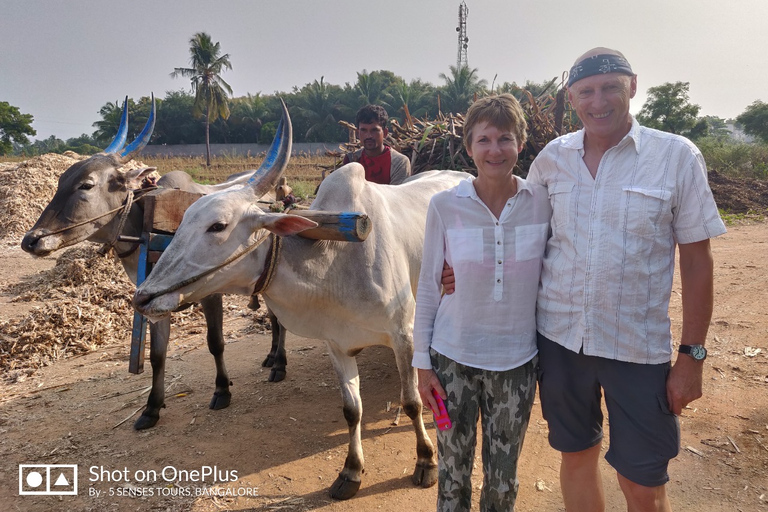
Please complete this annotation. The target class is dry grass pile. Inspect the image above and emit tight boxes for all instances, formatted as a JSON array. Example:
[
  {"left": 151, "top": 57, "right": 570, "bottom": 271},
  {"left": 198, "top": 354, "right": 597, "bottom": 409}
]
[
  {"left": 0, "top": 153, "right": 82, "bottom": 245},
  {"left": 329, "top": 86, "right": 580, "bottom": 177},
  {"left": 0, "top": 246, "right": 135, "bottom": 374},
  {"left": 0, "top": 244, "right": 209, "bottom": 377}
]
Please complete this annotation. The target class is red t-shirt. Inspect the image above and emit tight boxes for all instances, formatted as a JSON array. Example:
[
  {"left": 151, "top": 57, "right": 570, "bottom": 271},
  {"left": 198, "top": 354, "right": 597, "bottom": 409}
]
[{"left": 343, "top": 147, "right": 393, "bottom": 184}]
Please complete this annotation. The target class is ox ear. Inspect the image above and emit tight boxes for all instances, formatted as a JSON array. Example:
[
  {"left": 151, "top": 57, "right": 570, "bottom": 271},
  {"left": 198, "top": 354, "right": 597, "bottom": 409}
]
[
  {"left": 260, "top": 213, "right": 318, "bottom": 237},
  {"left": 123, "top": 166, "right": 158, "bottom": 189}
]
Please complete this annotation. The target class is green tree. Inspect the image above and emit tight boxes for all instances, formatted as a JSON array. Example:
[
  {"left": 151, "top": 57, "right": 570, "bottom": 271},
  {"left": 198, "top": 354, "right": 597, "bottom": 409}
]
[
  {"left": 154, "top": 90, "right": 202, "bottom": 145},
  {"left": 291, "top": 77, "right": 344, "bottom": 142},
  {"left": 736, "top": 100, "right": 768, "bottom": 143},
  {"left": 0, "top": 101, "right": 36, "bottom": 155},
  {"left": 636, "top": 81, "right": 701, "bottom": 136},
  {"left": 171, "top": 32, "right": 234, "bottom": 165},
  {"left": 227, "top": 93, "right": 267, "bottom": 143},
  {"left": 389, "top": 78, "right": 436, "bottom": 122},
  {"left": 438, "top": 64, "right": 488, "bottom": 115}
]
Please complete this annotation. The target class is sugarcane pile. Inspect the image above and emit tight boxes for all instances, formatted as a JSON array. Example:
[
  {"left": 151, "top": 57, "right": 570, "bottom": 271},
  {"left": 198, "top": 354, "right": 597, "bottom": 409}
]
[{"left": 328, "top": 85, "right": 580, "bottom": 178}]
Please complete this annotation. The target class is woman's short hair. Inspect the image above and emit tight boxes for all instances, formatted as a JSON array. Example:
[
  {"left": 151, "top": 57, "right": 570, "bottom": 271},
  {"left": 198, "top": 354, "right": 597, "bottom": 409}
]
[{"left": 463, "top": 94, "right": 528, "bottom": 149}]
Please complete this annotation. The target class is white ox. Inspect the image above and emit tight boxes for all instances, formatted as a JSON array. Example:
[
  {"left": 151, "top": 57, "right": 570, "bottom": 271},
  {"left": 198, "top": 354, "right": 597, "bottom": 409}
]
[{"left": 133, "top": 161, "right": 467, "bottom": 499}]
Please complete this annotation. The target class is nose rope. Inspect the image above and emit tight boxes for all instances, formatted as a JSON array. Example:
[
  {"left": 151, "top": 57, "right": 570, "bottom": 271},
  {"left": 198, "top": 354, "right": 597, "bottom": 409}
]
[
  {"left": 142, "top": 230, "right": 273, "bottom": 301},
  {"left": 34, "top": 186, "right": 156, "bottom": 239}
]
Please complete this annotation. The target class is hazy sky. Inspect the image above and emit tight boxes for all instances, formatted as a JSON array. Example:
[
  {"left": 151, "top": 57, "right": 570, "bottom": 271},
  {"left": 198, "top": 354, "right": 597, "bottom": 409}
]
[{"left": 3, "top": 0, "right": 767, "bottom": 141}]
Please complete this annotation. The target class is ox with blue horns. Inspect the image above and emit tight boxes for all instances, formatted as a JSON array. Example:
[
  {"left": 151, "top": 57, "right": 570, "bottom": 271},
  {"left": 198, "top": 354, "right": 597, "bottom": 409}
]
[
  {"left": 22, "top": 95, "right": 292, "bottom": 429},
  {"left": 132, "top": 119, "right": 468, "bottom": 498}
]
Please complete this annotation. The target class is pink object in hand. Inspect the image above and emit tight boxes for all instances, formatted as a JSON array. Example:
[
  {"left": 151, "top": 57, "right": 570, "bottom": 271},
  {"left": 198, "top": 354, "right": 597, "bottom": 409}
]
[{"left": 432, "top": 388, "right": 452, "bottom": 430}]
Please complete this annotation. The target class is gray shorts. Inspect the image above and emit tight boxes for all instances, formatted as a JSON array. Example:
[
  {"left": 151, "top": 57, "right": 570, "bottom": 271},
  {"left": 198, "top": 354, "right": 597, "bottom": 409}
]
[{"left": 536, "top": 333, "right": 680, "bottom": 487}]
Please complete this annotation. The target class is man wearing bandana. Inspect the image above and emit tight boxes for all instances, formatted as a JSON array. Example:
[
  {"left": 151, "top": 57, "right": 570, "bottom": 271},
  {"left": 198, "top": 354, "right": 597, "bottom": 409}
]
[
  {"left": 438, "top": 47, "right": 726, "bottom": 510},
  {"left": 342, "top": 104, "right": 411, "bottom": 185},
  {"left": 525, "top": 47, "right": 726, "bottom": 511}
]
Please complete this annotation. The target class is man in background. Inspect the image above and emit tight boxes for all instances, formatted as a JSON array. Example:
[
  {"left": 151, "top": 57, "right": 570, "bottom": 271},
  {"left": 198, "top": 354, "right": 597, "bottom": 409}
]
[{"left": 342, "top": 104, "right": 411, "bottom": 184}]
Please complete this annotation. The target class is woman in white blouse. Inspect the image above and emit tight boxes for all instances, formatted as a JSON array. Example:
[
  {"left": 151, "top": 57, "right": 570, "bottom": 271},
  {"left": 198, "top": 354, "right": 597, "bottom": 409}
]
[{"left": 413, "top": 94, "right": 551, "bottom": 512}]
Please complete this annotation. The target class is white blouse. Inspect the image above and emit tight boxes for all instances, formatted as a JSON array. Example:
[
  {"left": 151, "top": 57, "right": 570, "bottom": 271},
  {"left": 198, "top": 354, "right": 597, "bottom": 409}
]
[{"left": 412, "top": 176, "right": 551, "bottom": 371}]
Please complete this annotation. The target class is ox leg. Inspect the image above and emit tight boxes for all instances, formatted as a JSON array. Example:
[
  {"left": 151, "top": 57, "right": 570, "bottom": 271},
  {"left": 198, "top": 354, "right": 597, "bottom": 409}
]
[
  {"left": 134, "top": 318, "right": 170, "bottom": 430},
  {"left": 327, "top": 343, "right": 364, "bottom": 500},
  {"left": 393, "top": 333, "right": 438, "bottom": 488},
  {"left": 262, "top": 308, "right": 287, "bottom": 382},
  {"left": 200, "top": 294, "right": 232, "bottom": 410}
]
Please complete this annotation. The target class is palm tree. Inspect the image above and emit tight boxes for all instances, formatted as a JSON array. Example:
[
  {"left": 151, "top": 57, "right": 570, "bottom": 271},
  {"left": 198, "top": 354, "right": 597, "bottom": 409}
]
[
  {"left": 171, "top": 32, "right": 233, "bottom": 166},
  {"left": 389, "top": 78, "right": 434, "bottom": 123},
  {"left": 92, "top": 99, "right": 126, "bottom": 146},
  {"left": 292, "top": 77, "right": 343, "bottom": 141},
  {"left": 438, "top": 64, "right": 488, "bottom": 115}
]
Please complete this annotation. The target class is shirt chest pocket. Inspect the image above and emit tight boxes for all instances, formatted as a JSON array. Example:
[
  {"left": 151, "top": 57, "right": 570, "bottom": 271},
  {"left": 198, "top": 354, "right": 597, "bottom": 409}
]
[
  {"left": 620, "top": 187, "right": 672, "bottom": 238},
  {"left": 515, "top": 223, "right": 549, "bottom": 261},
  {"left": 548, "top": 181, "right": 575, "bottom": 230},
  {"left": 446, "top": 228, "right": 484, "bottom": 264}
]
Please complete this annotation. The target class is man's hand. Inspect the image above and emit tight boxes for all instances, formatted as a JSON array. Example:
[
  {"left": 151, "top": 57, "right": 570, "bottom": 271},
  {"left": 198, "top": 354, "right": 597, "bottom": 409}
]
[
  {"left": 441, "top": 262, "right": 455, "bottom": 295},
  {"left": 417, "top": 368, "right": 446, "bottom": 414},
  {"left": 667, "top": 239, "right": 714, "bottom": 415},
  {"left": 666, "top": 354, "right": 703, "bottom": 415}
]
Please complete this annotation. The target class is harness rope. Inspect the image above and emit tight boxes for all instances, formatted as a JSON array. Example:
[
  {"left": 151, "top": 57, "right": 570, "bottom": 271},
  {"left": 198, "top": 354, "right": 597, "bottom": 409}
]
[
  {"left": 142, "top": 229, "right": 278, "bottom": 302},
  {"left": 35, "top": 185, "right": 157, "bottom": 257}
]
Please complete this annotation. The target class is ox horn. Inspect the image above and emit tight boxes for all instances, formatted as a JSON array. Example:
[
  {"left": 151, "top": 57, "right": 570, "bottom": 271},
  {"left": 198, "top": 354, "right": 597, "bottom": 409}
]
[
  {"left": 103, "top": 96, "right": 129, "bottom": 154},
  {"left": 247, "top": 98, "right": 292, "bottom": 199},
  {"left": 119, "top": 93, "right": 156, "bottom": 162}
]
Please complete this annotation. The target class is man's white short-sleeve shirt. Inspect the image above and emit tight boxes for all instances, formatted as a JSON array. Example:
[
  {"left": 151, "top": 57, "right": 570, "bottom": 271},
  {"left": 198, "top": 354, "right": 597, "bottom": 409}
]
[{"left": 527, "top": 118, "right": 726, "bottom": 364}]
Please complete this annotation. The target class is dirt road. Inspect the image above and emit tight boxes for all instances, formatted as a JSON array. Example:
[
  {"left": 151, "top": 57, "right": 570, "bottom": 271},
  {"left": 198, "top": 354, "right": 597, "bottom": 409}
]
[{"left": 0, "top": 222, "right": 767, "bottom": 511}]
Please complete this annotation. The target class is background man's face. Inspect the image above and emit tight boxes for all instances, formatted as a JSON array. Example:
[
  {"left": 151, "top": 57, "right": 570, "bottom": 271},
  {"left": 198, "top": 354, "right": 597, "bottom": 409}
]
[{"left": 358, "top": 122, "right": 386, "bottom": 153}]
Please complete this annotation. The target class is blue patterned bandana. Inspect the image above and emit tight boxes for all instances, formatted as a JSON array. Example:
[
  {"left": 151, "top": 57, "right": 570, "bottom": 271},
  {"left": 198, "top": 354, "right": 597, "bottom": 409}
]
[{"left": 568, "top": 54, "right": 634, "bottom": 87}]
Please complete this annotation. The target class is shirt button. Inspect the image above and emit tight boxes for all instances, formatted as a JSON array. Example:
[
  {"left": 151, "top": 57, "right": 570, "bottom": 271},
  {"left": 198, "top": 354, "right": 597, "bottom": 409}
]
[
  {"left": 497, "top": 260, "right": 502, "bottom": 264},
  {"left": 497, "top": 241, "right": 501, "bottom": 245},
  {"left": 497, "top": 279, "right": 501, "bottom": 283},
  {"left": 495, "top": 222, "right": 499, "bottom": 226}
]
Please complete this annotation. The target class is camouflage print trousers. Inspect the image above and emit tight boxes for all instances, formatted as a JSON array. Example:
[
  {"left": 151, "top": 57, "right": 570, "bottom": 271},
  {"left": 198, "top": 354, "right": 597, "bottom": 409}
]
[{"left": 430, "top": 349, "right": 537, "bottom": 512}]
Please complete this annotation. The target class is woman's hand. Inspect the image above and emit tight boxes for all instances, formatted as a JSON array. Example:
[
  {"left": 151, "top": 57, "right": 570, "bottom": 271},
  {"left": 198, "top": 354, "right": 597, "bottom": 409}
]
[{"left": 417, "top": 368, "right": 446, "bottom": 414}]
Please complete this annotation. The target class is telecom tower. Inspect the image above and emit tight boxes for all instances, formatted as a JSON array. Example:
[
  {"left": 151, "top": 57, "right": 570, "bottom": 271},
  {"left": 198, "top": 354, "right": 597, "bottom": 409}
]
[{"left": 456, "top": 1, "right": 469, "bottom": 68}]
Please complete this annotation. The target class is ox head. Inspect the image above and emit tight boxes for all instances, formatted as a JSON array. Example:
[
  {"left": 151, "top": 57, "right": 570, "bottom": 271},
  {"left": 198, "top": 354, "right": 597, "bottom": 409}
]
[
  {"left": 21, "top": 95, "right": 157, "bottom": 256},
  {"left": 133, "top": 99, "right": 317, "bottom": 320}
]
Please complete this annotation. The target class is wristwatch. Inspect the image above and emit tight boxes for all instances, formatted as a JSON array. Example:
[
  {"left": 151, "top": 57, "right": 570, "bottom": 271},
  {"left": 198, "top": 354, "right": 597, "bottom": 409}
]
[{"left": 678, "top": 344, "right": 707, "bottom": 361}]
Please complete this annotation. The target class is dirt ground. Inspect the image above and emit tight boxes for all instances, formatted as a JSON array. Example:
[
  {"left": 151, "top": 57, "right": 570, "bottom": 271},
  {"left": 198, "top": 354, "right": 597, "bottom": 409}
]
[{"left": 0, "top": 219, "right": 765, "bottom": 512}]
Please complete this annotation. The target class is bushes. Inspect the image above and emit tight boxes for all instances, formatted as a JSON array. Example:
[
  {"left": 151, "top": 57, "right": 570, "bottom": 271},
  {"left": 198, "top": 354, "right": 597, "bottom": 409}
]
[{"left": 697, "top": 137, "right": 768, "bottom": 179}]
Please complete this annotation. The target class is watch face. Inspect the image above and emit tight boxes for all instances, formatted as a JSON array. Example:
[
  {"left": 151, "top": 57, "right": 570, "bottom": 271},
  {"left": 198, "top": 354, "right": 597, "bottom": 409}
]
[{"left": 690, "top": 345, "right": 707, "bottom": 360}]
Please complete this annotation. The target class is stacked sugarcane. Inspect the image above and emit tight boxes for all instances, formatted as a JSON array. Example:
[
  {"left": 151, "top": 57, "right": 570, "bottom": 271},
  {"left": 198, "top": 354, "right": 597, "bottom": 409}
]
[{"left": 327, "top": 84, "right": 581, "bottom": 178}]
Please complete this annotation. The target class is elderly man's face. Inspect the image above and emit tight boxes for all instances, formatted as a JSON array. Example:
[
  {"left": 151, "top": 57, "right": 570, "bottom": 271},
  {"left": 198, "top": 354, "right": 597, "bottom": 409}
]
[{"left": 568, "top": 73, "right": 637, "bottom": 145}]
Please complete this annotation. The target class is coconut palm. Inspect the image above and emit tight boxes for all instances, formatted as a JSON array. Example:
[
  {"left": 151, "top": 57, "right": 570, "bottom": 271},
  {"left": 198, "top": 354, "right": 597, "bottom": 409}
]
[
  {"left": 292, "top": 77, "right": 344, "bottom": 142},
  {"left": 438, "top": 64, "right": 488, "bottom": 115},
  {"left": 171, "top": 32, "right": 233, "bottom": 166}
]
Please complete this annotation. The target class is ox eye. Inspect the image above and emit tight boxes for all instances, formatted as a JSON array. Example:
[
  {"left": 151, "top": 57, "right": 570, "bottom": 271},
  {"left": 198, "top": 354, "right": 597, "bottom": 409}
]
[
  {"left": 79, "top": 182, "right": 94, "bottom": 190},
  {"left": 208, "top": 222, "right": 227, "bottom": 233}
]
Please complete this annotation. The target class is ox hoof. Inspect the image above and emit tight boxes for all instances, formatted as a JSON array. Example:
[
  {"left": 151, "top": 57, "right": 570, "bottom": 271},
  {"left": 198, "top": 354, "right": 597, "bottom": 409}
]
[
  {"left": 412, "top": 463, "right": 438, "bottom": 488},
  {"left": 261, "top": 355, "right": 275, "bottom": 368},
  {"left": 209, "top": 391, "right": 232, "bottom": 410},
  {"left": 134, "top": 413, "right": 160, "bottom": 430},
  {"left": 268, "top": 368, "right": 286, "bottom": 382},
  {"left": 329, "top": 474, "right": 361, "bottom": 500}
]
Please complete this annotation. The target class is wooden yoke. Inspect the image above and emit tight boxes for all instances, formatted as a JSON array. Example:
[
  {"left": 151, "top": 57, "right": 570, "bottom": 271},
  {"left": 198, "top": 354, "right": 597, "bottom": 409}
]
[{"left": 127, "top": 188, "right": 371, "bottom": 373}]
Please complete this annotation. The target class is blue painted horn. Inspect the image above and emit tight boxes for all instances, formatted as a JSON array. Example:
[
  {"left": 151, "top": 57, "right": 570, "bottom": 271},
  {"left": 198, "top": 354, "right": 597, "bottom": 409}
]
[
  {"left": 120, "top": 93, "right": 156, "bottom": 161},
  {"left": 247, "top": 98, "right": 292, "bottom": 199},
  {"left": 102, "top": 94, "right": 156, "bottom": 161},
  {"left": 103, "top": 96, "right": 129, "bottom": 154}
]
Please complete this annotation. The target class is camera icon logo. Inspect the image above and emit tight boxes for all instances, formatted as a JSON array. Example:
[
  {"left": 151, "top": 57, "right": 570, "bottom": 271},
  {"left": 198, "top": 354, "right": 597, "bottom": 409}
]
[{"left": 19, "top": 464, "right": 78, "bottom": 495}]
